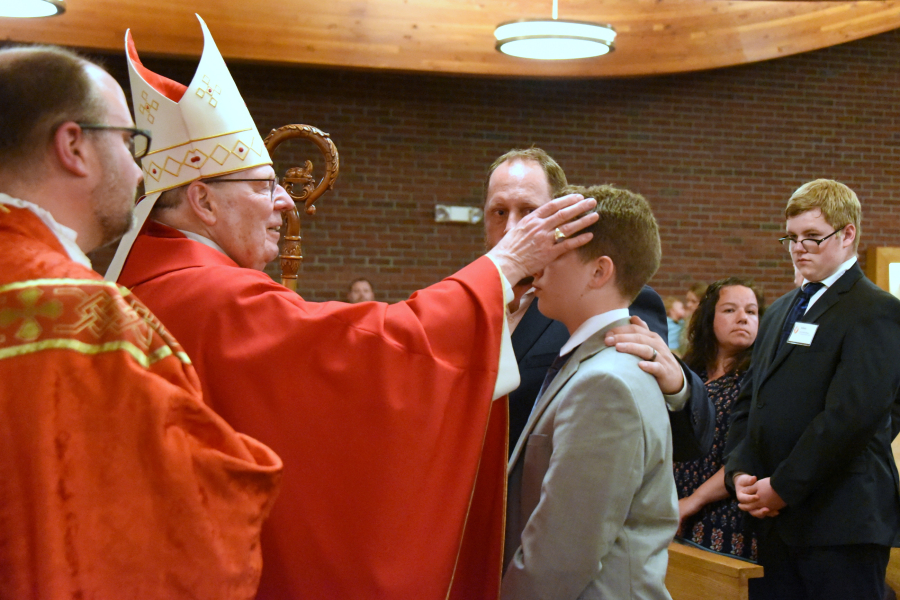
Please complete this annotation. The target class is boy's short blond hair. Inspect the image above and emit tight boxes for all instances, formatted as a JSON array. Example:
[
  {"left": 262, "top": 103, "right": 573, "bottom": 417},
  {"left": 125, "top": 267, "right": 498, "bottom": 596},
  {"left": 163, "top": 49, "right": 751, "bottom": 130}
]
[
  {"left": 785, "top": 179, "right": 861, "bottom": 252},
  {"left": 558, "top": 184, "right": 661, "bottom": 302}
]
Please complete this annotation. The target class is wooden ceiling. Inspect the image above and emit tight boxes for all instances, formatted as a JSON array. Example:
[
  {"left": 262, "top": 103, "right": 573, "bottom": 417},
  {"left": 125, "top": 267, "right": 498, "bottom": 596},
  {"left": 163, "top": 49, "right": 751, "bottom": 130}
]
[{"left": 2, "top": 0, "right": 899, "bottom": 77}]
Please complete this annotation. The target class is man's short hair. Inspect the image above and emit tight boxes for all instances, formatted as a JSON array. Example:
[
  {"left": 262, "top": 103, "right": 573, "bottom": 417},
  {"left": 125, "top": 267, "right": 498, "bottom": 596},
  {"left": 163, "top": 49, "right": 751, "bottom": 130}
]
[
  {"left": 484, "top": 148, "right": 567, "bottom": 199},
  {"left": 785, "top": 179, "right": 862, "bottom": 252},
  {"left": 153, "top": 185, "right": 188, "bottom": 213},
  {"left": 558, "top": 184, "right": 661, "bottom": 302},
  {"left": 0, "top": 46, "right": 106, "bottom": 171}
]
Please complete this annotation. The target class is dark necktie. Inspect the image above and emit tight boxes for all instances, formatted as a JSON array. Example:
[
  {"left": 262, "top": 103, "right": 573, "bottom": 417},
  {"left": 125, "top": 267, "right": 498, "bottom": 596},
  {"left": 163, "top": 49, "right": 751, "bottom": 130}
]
[
  {"left": 778, "top": 282, "right": 825, "bottom": 349},
  {"left": 537, "top": 350, "right": 575, "bottom": 400}
]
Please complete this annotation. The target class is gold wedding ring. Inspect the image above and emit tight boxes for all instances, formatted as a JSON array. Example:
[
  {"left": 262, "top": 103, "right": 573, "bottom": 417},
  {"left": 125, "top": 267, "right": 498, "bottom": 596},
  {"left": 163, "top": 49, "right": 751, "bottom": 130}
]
[{"left": 554, "top": 227, "right": 567, "bottom": 243}]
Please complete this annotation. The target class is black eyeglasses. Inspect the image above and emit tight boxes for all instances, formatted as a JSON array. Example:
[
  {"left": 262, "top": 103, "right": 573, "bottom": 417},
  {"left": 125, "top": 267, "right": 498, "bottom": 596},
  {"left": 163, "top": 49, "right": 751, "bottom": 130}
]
[
  {"left": 778, "top": 225, "right": 846, "bottom": 254},
  {"left": 202, "top": 177, "right": 281, "bottom": 201},
  {"left": 77, "top": 123, "right": 152, "bottom": 159}
]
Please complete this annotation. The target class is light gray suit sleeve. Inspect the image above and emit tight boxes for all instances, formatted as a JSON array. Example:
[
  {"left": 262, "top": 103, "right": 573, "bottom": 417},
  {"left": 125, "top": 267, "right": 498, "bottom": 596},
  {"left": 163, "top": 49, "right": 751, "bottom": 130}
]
[{"left": 501, "top": 368, "right": 645, "bottom": 600}]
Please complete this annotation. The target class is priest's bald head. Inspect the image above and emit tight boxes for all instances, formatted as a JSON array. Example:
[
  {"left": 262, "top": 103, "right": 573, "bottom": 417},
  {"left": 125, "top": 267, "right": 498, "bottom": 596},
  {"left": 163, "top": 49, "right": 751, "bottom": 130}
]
[{"left": 0, "top": 46, "right": 144, "bottom": 252}]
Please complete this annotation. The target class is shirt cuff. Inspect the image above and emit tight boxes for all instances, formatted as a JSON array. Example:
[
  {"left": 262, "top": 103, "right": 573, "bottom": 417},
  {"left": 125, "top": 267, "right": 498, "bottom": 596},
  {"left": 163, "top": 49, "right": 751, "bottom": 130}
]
[
  {"left": 486, "top": 255, "right": 520, "bottom": 400},
  {"left": 663, "top": 371, "right": 689, "bottom": 411}
]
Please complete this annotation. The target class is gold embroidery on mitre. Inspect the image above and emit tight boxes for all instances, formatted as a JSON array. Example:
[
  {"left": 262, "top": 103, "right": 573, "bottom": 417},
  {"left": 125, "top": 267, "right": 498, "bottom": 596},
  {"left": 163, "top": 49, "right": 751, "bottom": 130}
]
[
  {"left": 162, "top": 156, "right": 183, "bottom": 178},
  {"left": 137, "top": 90, "right": 159, "bottom": 124},
  {"left": 196, "top": 74, "right": 222, "bottom": 108},
  {"left": 231, "top": 140, "right": 248, "bottom": 160},
  {"left": 0, "top": 288, "right": 63, "bottom": 342},
  {"left": 143, "top": 128, "right": 253, "bottom": 157},
  {"left": 182, "top": 148, "right": 209, "bottom": 170},
  {"left": 231, "top": 136, "right": 262, "bottom": 161},
  {"left": 145, "top": 161, "right": 163, "bottom": 181},
  {"left": 210, "top": 145, "right": 231, "bottom": 165}
]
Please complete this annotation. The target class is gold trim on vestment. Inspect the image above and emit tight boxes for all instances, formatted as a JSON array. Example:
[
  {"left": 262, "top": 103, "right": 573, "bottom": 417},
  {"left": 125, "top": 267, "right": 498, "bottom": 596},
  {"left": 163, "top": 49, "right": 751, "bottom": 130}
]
[
  {"left": 0, "top": 338, "right": 190, "bottom": 367},
  {"left": 0, "top": 278, "right": 127, "bottom": 295}
]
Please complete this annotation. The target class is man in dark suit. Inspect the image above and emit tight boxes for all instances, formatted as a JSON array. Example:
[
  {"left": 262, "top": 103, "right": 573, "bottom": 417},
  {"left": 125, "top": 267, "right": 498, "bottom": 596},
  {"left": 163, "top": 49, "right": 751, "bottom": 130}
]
[
  {"left": 483, "top": 148, "right": 714, "bottom": 461},
  {"left": 725, "top": 179, "right": 900, "bottom": 600}
]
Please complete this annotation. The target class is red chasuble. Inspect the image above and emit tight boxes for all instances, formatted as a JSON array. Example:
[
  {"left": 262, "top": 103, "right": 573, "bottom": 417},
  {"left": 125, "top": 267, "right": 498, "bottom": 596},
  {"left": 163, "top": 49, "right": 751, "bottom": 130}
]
[
  {"left": 119, "top": 220, "right": 509, "bottom": 599},
  {"left": 0, "top": 206, "right": 282, "bottom": 599}
]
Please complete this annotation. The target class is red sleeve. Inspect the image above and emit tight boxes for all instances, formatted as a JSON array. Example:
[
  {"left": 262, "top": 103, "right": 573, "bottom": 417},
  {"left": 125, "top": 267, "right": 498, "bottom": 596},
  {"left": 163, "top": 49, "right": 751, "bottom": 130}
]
[{"left": 128, "top": 241, "right": 507, "bottom": 599}]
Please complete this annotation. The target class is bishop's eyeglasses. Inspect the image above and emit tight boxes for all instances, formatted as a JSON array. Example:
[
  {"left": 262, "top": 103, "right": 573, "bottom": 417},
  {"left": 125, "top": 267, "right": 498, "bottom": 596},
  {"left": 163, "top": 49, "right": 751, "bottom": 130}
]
[{"left": 202, "top": 177, "right": 283, "bottom": 201}]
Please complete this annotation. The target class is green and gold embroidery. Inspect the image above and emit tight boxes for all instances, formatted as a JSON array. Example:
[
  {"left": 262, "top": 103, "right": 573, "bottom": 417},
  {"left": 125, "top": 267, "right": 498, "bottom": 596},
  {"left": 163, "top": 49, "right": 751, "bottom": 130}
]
[
  {"left": 0, "top": 288, "right": 62, "bottom": 341},
  {"left": 0, "top": 279, "right": 190, "bottom": 367}
]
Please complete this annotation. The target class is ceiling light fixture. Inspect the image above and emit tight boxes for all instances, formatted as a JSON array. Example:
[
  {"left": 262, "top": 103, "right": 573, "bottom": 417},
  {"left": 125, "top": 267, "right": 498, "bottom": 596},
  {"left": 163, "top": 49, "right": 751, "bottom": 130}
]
[
  {"left": 494, "top": 0, "right": 615, "bottom": 60},
  {"left": 0, "top": 0, "right": 65, "bottom": 18}
]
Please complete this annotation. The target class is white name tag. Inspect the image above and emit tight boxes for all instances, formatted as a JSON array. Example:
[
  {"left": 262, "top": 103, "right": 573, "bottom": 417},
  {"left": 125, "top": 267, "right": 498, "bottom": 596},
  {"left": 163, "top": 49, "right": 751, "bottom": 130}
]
[{"left": 787, "top": 322, "right": 818, "bottom": 346}]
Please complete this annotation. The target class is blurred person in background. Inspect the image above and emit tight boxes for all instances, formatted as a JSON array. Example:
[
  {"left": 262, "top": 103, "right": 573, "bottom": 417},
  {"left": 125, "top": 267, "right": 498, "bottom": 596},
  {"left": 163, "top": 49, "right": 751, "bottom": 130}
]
[
  {"left": 346, "top": 277, "right": 375, "bottom": 303},
  {"left": 664, "top": 296, "right": 686, "bottom": 352},
  {"left": 678, "top": 281, "right": 708, "bottom": 354}
]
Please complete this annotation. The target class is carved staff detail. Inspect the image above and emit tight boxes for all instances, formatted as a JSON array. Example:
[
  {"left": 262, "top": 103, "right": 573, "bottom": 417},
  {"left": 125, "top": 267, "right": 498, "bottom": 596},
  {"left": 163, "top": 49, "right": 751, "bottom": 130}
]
[{"left": 263, "top": 125, "right": 340, "bottom": 291}]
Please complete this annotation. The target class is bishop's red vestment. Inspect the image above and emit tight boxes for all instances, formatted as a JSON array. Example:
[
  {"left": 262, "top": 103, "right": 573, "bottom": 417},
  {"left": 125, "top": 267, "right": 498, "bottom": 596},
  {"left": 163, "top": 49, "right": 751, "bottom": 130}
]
[
  {"left": 0, "top": 205, "right": 283, "bottom": 599},
  {"left": 118, "top": 221, "right": 509, "bottom": 599}
]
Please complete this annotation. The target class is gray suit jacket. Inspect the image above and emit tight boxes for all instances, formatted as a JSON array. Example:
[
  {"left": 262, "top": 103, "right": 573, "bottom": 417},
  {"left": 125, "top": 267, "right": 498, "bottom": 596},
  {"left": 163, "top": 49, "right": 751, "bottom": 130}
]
[{"left": 502, "top": 320, "right": 678, "bottom": 600}]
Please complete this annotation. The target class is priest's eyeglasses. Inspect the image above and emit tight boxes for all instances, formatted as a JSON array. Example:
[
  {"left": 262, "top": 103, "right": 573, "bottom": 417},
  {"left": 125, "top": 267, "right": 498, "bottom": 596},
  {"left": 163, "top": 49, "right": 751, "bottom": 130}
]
[
  {"left": 76, "top": 124, "right": 152, "bottom": 159},
  {"left": 778, "top": 225, "right": 846, "bottom": 253},
  {"left": 203, "top": 177, "right": 282, "bottom": 201}
]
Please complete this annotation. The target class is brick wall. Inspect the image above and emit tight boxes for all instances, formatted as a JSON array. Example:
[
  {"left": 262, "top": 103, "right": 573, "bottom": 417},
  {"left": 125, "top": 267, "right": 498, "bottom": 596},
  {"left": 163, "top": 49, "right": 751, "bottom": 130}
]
[{"left": 91, "top": 28, "right": 900, "bottom": 305}]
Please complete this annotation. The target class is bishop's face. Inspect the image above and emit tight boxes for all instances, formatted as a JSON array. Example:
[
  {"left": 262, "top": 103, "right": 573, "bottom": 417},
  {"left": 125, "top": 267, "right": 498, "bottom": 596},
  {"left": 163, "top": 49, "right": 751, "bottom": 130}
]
[{"left": 208, "top": 165, "right": 294, "bottom": 271}]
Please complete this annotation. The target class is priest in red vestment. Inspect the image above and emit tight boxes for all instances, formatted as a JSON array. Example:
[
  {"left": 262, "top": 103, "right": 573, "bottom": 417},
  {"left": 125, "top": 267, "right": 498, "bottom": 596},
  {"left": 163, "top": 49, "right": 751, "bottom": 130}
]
[
  {"left": 0, "top": 46, "right": 282, "bottom": 599},
  {"left": 111, "top": 16, "right": 599, "bottom": 600}
]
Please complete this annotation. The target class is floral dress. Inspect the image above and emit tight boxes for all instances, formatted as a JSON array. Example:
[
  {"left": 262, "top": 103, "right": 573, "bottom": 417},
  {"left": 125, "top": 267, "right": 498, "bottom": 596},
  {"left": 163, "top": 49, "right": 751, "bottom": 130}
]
[{"left": 673, "top": 370, "right": 758, "bottom": 561}]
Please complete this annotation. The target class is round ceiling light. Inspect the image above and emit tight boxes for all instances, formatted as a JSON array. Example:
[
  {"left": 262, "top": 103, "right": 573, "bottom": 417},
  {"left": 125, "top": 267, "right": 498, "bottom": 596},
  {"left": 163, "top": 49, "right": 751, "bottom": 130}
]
[
  {"left": 495, "top": 19, "right": 616, "bottom": 60},
  {"left": 0, "top": 0, "right": 65, "bottom": 18}
]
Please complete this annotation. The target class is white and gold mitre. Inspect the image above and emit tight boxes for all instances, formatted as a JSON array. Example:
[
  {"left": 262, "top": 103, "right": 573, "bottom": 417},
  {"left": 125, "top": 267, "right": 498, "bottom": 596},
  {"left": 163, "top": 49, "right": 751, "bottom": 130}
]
[
  {"left": 105, "top": 14, "right": 271, "bottom": 282},
  {"left": 127, "top": 14, "right": 271, "bottom": 193}
]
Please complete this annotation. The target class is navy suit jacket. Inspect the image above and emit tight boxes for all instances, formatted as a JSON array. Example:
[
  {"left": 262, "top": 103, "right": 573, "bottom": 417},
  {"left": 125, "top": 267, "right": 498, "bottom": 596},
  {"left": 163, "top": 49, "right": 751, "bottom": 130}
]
[
  {"left": 725, "top": 263, "right": 900, "bottom": 546},
  {"left": 509, "top": 285, "right": 714, "bottom": 462}
]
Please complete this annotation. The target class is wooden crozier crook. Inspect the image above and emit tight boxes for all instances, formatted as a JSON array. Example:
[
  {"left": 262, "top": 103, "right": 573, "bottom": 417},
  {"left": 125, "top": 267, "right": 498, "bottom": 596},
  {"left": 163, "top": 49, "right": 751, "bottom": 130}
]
[{"left": 263, "top": 125, "right": 340, "bottom": 291}]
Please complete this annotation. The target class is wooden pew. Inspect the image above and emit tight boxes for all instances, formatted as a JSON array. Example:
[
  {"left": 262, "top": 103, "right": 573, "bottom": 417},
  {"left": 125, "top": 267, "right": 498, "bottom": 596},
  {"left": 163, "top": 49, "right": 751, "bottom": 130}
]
[
  {"left": 887, "top": 438, "right": 900, "bottom": 595},
  {"left": 886, "top": 548, "right": 900, "bottom": 595},
  {"left": 666, "top": 541, "right": 764, "bottom": 600}
]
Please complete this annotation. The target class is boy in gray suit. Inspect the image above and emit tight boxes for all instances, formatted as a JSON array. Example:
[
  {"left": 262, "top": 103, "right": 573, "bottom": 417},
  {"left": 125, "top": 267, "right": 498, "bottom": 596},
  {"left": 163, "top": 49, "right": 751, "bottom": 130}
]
[{"left": 503, "top": 185, "right": 678, "bottom": 600}]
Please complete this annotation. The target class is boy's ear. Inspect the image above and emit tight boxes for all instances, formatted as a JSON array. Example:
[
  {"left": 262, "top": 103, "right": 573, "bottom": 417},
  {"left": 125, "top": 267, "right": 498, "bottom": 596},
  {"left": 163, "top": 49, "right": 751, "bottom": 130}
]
[{"left": 588, "top": 255, "right": 616, "bottom": 290}]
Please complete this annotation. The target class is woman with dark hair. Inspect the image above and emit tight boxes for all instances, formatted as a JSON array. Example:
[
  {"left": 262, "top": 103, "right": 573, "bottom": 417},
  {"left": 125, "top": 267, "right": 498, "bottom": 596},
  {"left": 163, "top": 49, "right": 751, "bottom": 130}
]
[{"left": 674, "top": 277, "right": 765, "bottom": 560}]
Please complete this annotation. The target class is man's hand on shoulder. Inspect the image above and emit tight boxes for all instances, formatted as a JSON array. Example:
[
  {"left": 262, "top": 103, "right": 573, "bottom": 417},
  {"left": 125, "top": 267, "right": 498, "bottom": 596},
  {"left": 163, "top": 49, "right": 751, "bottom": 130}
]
[
  {"left": 487, "top": 194, "right": 598, "bottom": 285},
  {"left": 604, "top": 315, "right": 685, "bottom": 395}
]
